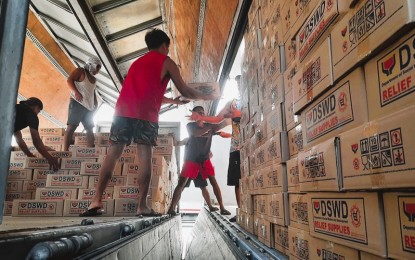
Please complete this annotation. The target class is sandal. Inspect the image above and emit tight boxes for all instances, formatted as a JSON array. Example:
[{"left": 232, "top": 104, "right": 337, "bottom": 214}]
[
  {"left": 79, "top": 207, "right": 103, "bottom": 217},
  {"left": 209, "top": 206, "right": 219, "bottom": 212},
  {"left": 220, "top": 209, "right": 231, "bottom": 215}
]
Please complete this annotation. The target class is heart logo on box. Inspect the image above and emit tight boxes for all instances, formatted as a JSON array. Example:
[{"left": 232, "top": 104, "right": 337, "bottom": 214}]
[
  {"left": 121, "top": 188, "right": 126, "bottom": 192},
  {"left": 42, "top": 191, "right": 47, "bottom": 196},
  {"left": 53, "top": 176, "right": 58, "bottom": 180},
  {"left": 87, "top": 165, "right": 92, "bottom": 169},
  {"left": 71, "top": 202, "right": 78, "bottom": 207},
  {"left": 21, "top": 203, "right": 27, "bottom": 208}
]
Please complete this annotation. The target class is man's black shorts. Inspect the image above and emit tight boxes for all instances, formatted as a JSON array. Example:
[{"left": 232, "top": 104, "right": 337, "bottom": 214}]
[
  {"left": 109, "top": 116, "right": 158, "bottom": 146},
  {"left": 227, "top": 150, "right": 241, "bottom": 187},
  {"left": 185, "top": 173, "right": 208, "bottom": 188}
]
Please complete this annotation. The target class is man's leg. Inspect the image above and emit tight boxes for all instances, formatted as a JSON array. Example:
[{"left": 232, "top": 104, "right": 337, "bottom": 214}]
[
  {"left": 235, "top": 186, "right": 241, "bottom": 208},
  {"left": 168, "top": 176, "right": 189, "bottom": 214},
  {"left": 88, "top": 143, "right": 125, "bottom": 209},
  {"left": 135, "top": 143, "right": 154, "bottom": 214},
  {"left": 86, "top": 128, "right": 95, "bottom": 147},
  {"left": 63, "top": 125, "right": 76, "bottom": 151},
  {"left": 200, "top": 187, "right": 218, "bottom": 211},
  {"left": 207, "top": 175, "right": 230, "bottom": 215}
]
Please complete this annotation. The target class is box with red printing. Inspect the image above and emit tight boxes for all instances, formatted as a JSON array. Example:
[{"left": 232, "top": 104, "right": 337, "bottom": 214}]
[
  {"left": 12, "top": 200, "right": 63, "bottom": 216},
  {"left": 77, "top": 188, "right": 114, "bottom": 200},
  {"left": 35, "top": 188, "right": 78, "bottom": 200},
  {"left": 63, "top": 199, "right": 114, "bottom": 217},
  {"left": 8, "top": 169, "right": 32, "bottom": 180}
]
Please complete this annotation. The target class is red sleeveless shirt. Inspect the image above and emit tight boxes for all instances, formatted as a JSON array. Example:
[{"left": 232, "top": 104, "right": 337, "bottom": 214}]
[{"left": 114, "top": 51, "right": 170, "bottom": 123}]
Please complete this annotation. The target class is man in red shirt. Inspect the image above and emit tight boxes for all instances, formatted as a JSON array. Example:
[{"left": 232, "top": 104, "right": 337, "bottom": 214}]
[{"left": 80, "top": 29, "right": 205, "bottom": 217}]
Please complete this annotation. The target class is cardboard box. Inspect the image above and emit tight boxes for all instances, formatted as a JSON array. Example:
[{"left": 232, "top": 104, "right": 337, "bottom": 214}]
[
  {"left": 12, "top": 200, "right": 63, "bottom": 216},
  {"left": 5, "top": 192, "right": 32, "bottom": 201},
  {"left": 61, "top": 158, "right": 95, "bottom": 169},
  {"left": 113, "top": 198, "right": 139, "bottom": 217},
  {"left": 331, "top": 0, "right": 415, "bottom": 81},
  {"left": 255, "top": 169, "right": 266, "bottom": 192},
  {"left": 264, "top": 132, "right": 289, "bottom": 164},
  {"left": 88, "top": 176, "right": 125, "bottom": 188},
  {"left": 153, "top": 145, "right": 173, "bottom": 155},
  {"left": 23, "top": 180, "right": 46, "bottom": 192},
  {"left": 68, "top": 169, "right": 81, "bottom": 175},
  {"left": 308, "top": 192, "right": 386, "bottom": 256},
  {"left": 298, "top": 137, "right": 340, "bottom": 192},
  {"left": 3, "top": 201, "right": 13, "bottom": 216},
  {"left": 266, "top": 163, "right": 287, "bottom": 192},
  {"left": 152, "top": 155, "right": 168, "bottom": 166},
  {"left": 47, "top": 151, "right": 72, "bottom": 158},
  {"left": 265, "top": 105, "right": 283, "bottom": 137},
  {"left": 77, "top": 188, "right": 114, "bottom": 200},
  {"left": 284, "top": 34, "right": 298, "bottom": 69},
  {"left": 9, "top": 161, "right": 25, "bottom": 170},
  {"left": 45, "top": 144, "right": 62, "bottom": 151},
  {"left": 309, "top": 236, "right": 359, "bottom": 260},
  {"left": 258, "top": 218, "right": 272, "bottom": 247},
  {"left": 288, "top": 226, "right": 311, "bottom": 260},
  {"left": 80, "top": 162, "right": 121, "bottom": 176},
  {"left": 33, "top": 169, "right": 68, "bottom": 180},
  {"left": 288, "top": 124, "right": 303, "bottom": 157},
  {"left": 340, "top": 105, "right": 415, "bottom": 190},
  {"left": 74, "top": 136, "right": 89, "bottom": 145},
  {"left": 245, "top": 213, "right": 255, "bottom": 234},
  {"left": 71, "top": 147, "right": 105, "bottom": 158},
  {"left": 267, "top": 193, "right": 289, "bottom": 226},
  {"left": 126, "top": 174, "right": 140, "bottom": 186},
  {"left": 289, "top": 193, "right": 309, "bottom": 231},
  {"left": 6, "top": 180, "right": 23, "bottom": 193},
  {"left": 296, "top": 0, "right": 350, "bottom": 61},
  {"left": 23, "top": 158, "right": 50, "bottom": 169},
  {"left": 286, "top": 157, "right": 300, "bottom": 192},
  {"left": 301, "top": 68, "right": 368, "bottom": 147},
  {"left": 8, "top": 169, "right": 32, "bottom": 180},
  {"left": 113, "top": 186, "right": 140, "bottom": 199},
  {"left": 383, "top": 192, "right": 415, "bottom": 259},
  {"left": 293, "top": 38, "right": 333, "bottom": 114},
  {"left": 63, "top": 199, "right": 114, "bottom": 217},
  {"left": 157, "top": 135, "right": 174, "bottom": 146},
  {"left": 39, "top": 128, "right": 64, "bottom": 136},
  {"left": 96, "top": 133, "right": 110, "bottom": 146},
  {"left": 46, "top": 175, "right": 88, "bottom": 188},
  {"left": 264, "top": 75, "right": 285, "bottom": 116},
  {"left": 42, "top": 136, "right": 64, "bottom": 145},
  {"left": 281, "top": 0, "right": 292, "bottom": 43},
  {"left": 274, "top": 224, "right": 289, "bottom": 255},
  {"left": 35, "top": 188, "right": 78, "bottom": 200},
  {"left": 365, "top": 29, "right": 415, "bottom": 121},
  {"left": 10, "top": 151, "right": 28, "bottom": 161}
]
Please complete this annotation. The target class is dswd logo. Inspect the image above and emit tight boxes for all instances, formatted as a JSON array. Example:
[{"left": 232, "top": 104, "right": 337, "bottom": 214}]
[
  {"left": 403, "top": 202, "right": 415, "bottom": 222},
  {"left": 313, "top": 201, "right": 320, "bottom": 214},
  {"left": 381, "top": 54, "right": 396, "bottom": 76}
]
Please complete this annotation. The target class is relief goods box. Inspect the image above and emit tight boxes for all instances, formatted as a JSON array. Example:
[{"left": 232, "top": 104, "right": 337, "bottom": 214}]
[
  {"left": 38, "top": 128, "right": 64, "bottom": 136},
  {"left": 113, "top": 199, "right": 139, "bottom": 217},
  {"left": 308, "top": 192, "right": 386, "bottom": 256},
  {"left": 296, "top": 0, "right": 350, "bottom": 62},
  {"left": 7, "top": 181, "right": 24, "bottom": 193},
  {"left": 258, "top": 218, "right": 272, "bottom": 247},
  {"left": 286, "top": 157, "right": 300, "bottom": 192},
  {"left": 23, "top": 158, "right": 50, "bottom": 169},
  {"left": 298, "top": 137, "right": 341, "bottom": 191},
  {"left": 331, "top": 0, "right": 415, "bottom": 80},
  {"left": 35, "top": 188, "right": 78, "bottom": 200},
  {"left": 47, "top": 151, "right": 72, "bottom": 158},
  {"left": 23, "top": 180, "right": 46, "bottom": 192},
  {"left": 80, "top": 162, "right": 121, "bottom": 176},
  {"left": 78, "top": 188, "right": 114, "bottom": 200},
  {"left": 339, "top": 105, "right": 415, "bottom": 190},
  {"left": 63, "top": 199, "right": 114, "bottom": 217},
  {"left": 8, "top": 169, "right": 32, "bottom": 180},
  {"left": 264, "top": 132, "right": 289, "bottom": 164},
  {"left": 5, "top": 192, "right": 32, "bottom": 201},
  {"left": 10, "top": 151, "right": 27, "bottom": 161},
  {"left": 273, "top": 224, "right": 289, "bottom": 255},
  {"left": 33, "top": 169, "right": 68, "bottom": 180},
  {"left": 70, "top": 147, "right": 105, "bottom": 158},
  {"left": 288, "top": 124, "right": 303, "bottom": 157},
  {"left": 266, "top": 193, "right": 289, "bottom": 226},
  {"left": 364, "top": 29, "right": 415, "bottom": 120},
  {"left": 288, "top": 226, "right": 311, "bottom": 260},
  {"left": 42, "top": 136, "right": 64, "bottom": 146},
  {"left": 293, "top": 38, "right": 333, "bottom": 114},
  {"left": 383, "top": 192, "right": 415, "bottom": 259},
  {"left": 289, "top": 193, "right": 309, "bottom": 231},
  {"left": 61, "top": 158, "right": 95, "bottom": 169},
  {"left": 9, "top": 161, "right": 25, "bottom": 170},
  {"left": 46, "top": 175, "right": 88, "bottom": 188},
  {"left": 309, "top": 236, "right": 359, "bottom": 260},
  {"left": 301, "top": 68, "right": 368, "bottom": 148},
  {"left": 3, "top": 202, "right": 13, "bottom": 216},
  {"left": 113, "top": 186, "right": 140, "bottom": 199},
  {"left": 88, "top": 176, "right": 125, "bottom": 188},
  {"left": 12, "top": 200, "right": 64, "bottom": 217},
  {"left": 265, "top": 163, "right": 287, "bottom": 193}
]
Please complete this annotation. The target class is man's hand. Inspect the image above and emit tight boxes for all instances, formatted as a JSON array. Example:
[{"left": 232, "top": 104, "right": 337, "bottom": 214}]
[
  {"left": 174, "top": 96, "right": 190, "bottom": 105},
  {"left": 189, "top": 111, "right": 202, "bottom": 121},
  {"left": 48, "top": 157, "right": 60, "bottom": 171},
  {"left": 217, "top": 132, "right": 232, "bottom": 138}
]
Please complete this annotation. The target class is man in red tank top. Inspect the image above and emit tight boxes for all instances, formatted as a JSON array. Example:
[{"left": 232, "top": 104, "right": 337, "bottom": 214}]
[{"left": 81, "top": 29, "right": 204, "bottom": 217}]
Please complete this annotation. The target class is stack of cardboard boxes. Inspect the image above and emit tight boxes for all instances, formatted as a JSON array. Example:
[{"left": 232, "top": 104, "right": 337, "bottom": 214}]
[
  {"left": 7, "top": 130, "right": 177, "bottom": 217},
  {"left": 238, "top": 0, "right": 415, "bottom": 259}
]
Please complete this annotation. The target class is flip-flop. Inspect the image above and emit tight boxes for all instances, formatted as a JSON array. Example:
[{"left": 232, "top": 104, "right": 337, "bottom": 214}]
[
  {"left": 209, "top": 207, "right": 219, "bottom": 212},
  {"left": 220, "top": 209, "right": 231, "bottom": 215},
  {"left": 136, "top": 209, "right": 162, "bottom": 217},
  {"left": 79, "top": 207, "right": 103, "bottom": 217}
]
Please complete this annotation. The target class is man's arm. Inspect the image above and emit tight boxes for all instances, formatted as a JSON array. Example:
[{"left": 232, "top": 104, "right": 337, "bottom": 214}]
[
  {"left": 165, "top": 58, "right": 205, "bottom": 100},
  {"left": 13, "top": 131, "right": 35, "bottom": 157},
  {"left": 67, "top": 68, "right": 84, "bottom": 102},
  {"left": 162, "top": 96, "right": 189, "bottom": 105},
  {"left": 30, "top": 128, "right": 59, "bottom": 170},
  {"left": 216, "top": 132, "right": 232, "bottom": 138},
  {"left": 212, "top": 119, "right": 232, "bottom": 133}
]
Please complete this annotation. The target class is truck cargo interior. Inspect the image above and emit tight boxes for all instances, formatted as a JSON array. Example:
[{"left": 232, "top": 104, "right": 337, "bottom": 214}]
[{"left": 0, "top": 0, "right": 415, "bottom": 259}]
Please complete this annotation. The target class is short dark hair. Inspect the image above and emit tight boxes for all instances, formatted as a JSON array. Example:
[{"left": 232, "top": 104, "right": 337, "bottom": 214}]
[
  {"left": 192, "top": 106, "right": 204, "bottom": 112},
  {"left": 21, "top": 97, "right": 43, "bottom": 110},
  {"left": 145, "top": 29, "right": 170, "bottom": 49}
]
